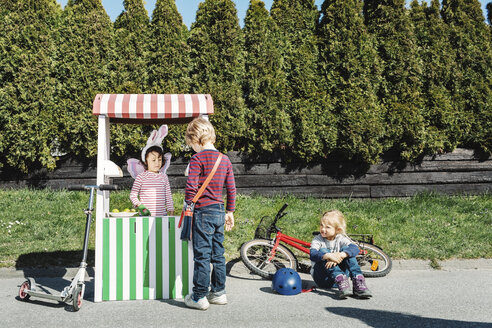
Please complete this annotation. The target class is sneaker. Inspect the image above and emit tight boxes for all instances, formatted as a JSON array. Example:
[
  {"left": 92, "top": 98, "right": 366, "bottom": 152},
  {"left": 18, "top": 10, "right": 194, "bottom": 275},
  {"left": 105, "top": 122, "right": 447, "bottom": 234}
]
[
  {"left": 184, "top": 294, "right": 210, "bottom": 310},
  {"left": 207, "top": 292, "right": 227, "bottom": 305},
  {"left": 352, "top": 274, "right": 372, "bottom": 298},
  {"left": 335, "top": 274, "right": 351, "bottom": 299}
]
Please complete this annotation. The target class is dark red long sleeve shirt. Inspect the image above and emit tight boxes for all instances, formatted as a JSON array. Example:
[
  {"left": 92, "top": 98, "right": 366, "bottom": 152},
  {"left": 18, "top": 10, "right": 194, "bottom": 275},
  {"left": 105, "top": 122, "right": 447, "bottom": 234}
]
[{"left": 185, "top": 149, "right": 236, "bottom": 212}]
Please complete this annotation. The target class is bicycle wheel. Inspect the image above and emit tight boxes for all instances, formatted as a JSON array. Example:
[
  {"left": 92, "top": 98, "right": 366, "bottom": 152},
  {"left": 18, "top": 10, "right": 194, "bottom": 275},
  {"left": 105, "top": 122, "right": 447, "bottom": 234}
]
[
  {"left": 356, "top": 242, "right": 392, "bottom": 277},
  {"left": 240, "top": 239, "right": 297, "bottom": 279}
]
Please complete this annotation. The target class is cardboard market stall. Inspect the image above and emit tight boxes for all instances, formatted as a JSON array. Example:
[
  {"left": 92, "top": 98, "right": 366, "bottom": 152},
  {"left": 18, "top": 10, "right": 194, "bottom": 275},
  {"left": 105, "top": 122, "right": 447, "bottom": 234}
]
[{"left": 92, "top": 94, "right": 213, "bottom": 302}]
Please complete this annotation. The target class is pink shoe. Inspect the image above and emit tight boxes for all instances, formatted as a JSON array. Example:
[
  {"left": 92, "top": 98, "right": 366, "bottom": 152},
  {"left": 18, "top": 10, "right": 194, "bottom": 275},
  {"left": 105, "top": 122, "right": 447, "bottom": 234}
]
[
  {"left": 335, "top": 274, "right": 351, "bottom": 299},
  {"left": 352, "top": 274, "right": 372, "bottom": 298}
]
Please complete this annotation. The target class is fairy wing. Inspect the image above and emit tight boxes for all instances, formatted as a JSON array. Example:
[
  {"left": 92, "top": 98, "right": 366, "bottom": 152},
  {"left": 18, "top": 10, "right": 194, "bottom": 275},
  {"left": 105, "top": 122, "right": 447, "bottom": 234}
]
[
  {"left": 127, "top": 158, "right": 145, "bottom": 179},
  {"left": 160, "top": 152, "right": 172, "bottom": 175}
]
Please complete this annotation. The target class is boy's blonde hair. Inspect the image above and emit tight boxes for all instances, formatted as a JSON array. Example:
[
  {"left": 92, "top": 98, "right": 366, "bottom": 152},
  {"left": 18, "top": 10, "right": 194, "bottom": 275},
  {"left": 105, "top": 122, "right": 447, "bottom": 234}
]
[
  {"left": 321, "top": 210, "right": 347, "bottom": 234},
  {"left": 185, "top": 117, "right": 216, "bottom": 146}
]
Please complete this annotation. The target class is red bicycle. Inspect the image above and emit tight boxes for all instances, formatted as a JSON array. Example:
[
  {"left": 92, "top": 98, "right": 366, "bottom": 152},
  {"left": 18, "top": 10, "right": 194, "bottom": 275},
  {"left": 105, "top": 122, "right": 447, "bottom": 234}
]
[{"left": 240, "top": 204, "right": 392, "bottom": 279}]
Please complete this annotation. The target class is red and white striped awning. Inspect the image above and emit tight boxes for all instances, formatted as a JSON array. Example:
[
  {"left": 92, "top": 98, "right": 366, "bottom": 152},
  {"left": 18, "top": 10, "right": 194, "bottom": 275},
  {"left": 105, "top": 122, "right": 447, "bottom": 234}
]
[{"left": 92, "top": 94, "right": 213, "bottom": 123}]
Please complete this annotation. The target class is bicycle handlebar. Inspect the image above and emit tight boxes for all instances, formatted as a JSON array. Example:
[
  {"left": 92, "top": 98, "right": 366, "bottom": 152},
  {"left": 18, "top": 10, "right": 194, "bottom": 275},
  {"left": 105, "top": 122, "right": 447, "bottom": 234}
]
[
  {"left": 68, "top": 184, "right": 119, "bottom": 191},
  {"left": 276, "top": 203, "right": 288, "bottom": 217},
  {"left": 270, "top": 203, "right": 289, "bottom": 231}
]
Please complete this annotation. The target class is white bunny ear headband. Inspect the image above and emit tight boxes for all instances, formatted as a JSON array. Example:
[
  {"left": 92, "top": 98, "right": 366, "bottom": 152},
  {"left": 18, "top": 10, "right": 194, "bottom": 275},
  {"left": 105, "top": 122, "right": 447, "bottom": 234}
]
[{"left": 141, "top": 125, "right": 168, "bottom": 162}]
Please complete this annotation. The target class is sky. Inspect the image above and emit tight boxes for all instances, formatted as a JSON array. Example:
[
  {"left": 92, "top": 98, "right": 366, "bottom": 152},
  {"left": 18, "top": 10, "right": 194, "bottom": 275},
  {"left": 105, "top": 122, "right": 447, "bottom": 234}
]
[{"left": 56, "top": 0, "right": 489, "bottom": 27}]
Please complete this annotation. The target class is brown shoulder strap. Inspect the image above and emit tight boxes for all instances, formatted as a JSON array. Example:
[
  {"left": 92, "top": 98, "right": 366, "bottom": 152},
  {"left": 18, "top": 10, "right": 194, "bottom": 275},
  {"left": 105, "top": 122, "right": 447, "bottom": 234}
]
[{"left": 192, "top": 153, "right": 223, "bottom": 203}]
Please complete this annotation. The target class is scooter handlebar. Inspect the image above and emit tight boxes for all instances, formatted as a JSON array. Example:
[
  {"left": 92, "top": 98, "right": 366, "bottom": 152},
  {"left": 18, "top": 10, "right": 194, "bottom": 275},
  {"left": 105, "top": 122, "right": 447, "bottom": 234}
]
[
  {"left": 99, "top": 184, "right": 119, "bottom": 191},
  {"left": 68, "top": 184, "right": 118, "bottom": 191}
]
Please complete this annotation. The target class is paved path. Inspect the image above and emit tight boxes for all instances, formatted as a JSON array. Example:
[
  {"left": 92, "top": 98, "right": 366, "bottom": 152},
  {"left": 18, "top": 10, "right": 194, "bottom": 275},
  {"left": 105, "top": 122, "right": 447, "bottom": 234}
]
[{"left": 1, "top": 260, "right": 491, "bottom": 328}]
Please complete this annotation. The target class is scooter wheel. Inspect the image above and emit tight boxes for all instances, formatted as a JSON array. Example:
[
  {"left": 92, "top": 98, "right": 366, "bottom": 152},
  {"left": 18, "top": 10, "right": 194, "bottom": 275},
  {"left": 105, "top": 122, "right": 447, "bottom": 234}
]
[
  {"left": 72, "top": 286, "right": 83, "bottom": 311},
  {"left": 19, "top": 280, "right": 31, "bottom": 301}
]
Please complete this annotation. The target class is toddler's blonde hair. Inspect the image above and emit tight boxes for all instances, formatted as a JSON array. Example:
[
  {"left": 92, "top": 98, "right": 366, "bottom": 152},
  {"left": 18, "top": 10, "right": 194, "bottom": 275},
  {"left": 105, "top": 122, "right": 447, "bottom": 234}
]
[
  {"left": 321, "top": 210, "right": 347, "bottom": 234},
  {"left": 185, "top": 117, "right": 216, "bottom": 146}
]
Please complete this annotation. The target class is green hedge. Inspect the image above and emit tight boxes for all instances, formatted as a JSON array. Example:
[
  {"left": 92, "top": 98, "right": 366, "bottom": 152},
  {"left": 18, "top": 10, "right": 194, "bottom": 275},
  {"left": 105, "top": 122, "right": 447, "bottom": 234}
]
[{"left": 0, "top": 0, "right": 490, "bottom": 173}]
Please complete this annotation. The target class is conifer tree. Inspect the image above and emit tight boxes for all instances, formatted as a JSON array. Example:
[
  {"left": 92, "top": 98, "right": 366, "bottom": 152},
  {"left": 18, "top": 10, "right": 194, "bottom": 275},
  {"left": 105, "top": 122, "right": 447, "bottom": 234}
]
[
  {"left": 113, "top": 0, "right": 149, "bottom": 93},
  {"left": 0, "top": 0, "right": 62, "bottom": 172},
  {"left": 441, "top": 0, "right": 492, "bottom": 154},
  {"left": 271, "top": 0, "right": 336, "bottom": 161},
  {"left": 110, "top": 0, "right": 150, "bottom": 159},
  {"left": 148, "top": 0, "right": 190, "bottom": 94},
  {"left": 410, "top": 0, "right": 461, "bottom": 153},
  {"left": 53, "top": 0, "right": 114, "bottom": 159},
  {"left": 242, "top": 0, "right": 293, "bottom": 154},
  {"left": 317, "top": 0, "right": 384, "bottom": 163},
  {"left": 364, "top": 0, "right": 426, "bottom": 161},
  {"left": 147, "top": 0, "right": 191, "bottom": 155},
  {"left": 188, "top": 0, "right": 247, "bottom": 151}
]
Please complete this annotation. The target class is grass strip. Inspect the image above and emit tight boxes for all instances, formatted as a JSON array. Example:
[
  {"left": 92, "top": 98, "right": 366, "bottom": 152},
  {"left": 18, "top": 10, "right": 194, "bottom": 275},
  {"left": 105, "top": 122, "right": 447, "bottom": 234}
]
[{"left": 0, "top": 189, "right": 490, "bottom": 268}]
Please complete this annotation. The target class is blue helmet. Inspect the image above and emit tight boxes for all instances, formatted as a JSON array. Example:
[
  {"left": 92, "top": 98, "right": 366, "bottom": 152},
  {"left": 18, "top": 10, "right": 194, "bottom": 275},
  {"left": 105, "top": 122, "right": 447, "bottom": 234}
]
[{"left": 272, "top": 268, "right": 302, "bottom": 295}]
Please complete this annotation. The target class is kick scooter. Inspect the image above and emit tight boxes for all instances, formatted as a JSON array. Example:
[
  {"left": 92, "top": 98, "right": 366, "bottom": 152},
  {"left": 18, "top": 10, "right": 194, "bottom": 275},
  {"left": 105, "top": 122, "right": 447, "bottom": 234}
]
[{"left": 18, "top": 184, "right": 118, "bottom": 311}]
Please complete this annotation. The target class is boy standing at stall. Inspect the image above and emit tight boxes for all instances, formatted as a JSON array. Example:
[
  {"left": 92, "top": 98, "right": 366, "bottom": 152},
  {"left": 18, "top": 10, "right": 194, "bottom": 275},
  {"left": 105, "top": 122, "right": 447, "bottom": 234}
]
[{"left": 183, "top": 117, "right": 236, "bottom": 310}]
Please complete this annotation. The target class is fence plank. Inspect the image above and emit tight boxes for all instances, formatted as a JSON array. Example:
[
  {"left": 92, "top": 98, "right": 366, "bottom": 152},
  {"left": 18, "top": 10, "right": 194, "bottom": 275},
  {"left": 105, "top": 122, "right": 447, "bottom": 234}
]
[
  {"left": 3, "top": 154, "right": 487, "bottom": 180},
  {"left": 307, "top": 171, "right": 492, "bottom": 186},
  {"left": 371, "top": 183, "right": 492, "bottom": 197},
  {"left": 236, "top": 185, "right": 371, "bottom": 198},
  {"left": 421, "top": 148, "right": 478, "bottom": 161},
  {"left": 0, "top": 149, "right": 490, "bottom": 198}
]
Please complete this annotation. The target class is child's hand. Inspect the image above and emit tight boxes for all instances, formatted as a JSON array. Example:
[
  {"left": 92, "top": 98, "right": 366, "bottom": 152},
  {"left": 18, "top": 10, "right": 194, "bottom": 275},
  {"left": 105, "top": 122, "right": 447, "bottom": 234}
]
[
  {"left": 322, "top": 252, "right": 346, "bottom": 264},
  {"left": 225, "top": 212, "right": 234, "bottom": 232},
  {"left": 325, "top": 261, "right": 338, "bottom": 269}
]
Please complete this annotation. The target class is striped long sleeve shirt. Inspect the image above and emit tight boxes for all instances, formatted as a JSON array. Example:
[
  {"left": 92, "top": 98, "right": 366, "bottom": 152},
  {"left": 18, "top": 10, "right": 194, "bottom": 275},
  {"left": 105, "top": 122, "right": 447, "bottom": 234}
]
[
  {"left": 130, "top": 171, "right": 174, "bottom": 216},
  {"left": 185, "top": 149, "right": 236, "bottom": 212}
]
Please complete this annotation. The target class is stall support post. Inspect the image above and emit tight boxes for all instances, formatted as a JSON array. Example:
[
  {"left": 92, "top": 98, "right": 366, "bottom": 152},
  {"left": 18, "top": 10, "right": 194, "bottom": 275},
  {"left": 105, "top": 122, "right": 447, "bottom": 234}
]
[{"left": 94, "top": 115, "right": 110, "bottom": 302}]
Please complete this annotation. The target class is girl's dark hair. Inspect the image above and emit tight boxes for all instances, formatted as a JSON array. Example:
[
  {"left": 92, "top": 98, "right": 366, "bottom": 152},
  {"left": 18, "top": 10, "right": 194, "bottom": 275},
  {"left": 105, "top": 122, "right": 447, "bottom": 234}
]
[{"left": 142, "top": 146, "right": 164, "bottom": 169}]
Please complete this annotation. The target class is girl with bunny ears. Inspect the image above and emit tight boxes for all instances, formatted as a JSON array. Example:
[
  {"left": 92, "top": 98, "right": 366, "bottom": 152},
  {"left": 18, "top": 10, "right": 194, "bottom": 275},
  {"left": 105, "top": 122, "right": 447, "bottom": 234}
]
[{"left": 128, "top": 125, "right": 174, "bottom": 217}]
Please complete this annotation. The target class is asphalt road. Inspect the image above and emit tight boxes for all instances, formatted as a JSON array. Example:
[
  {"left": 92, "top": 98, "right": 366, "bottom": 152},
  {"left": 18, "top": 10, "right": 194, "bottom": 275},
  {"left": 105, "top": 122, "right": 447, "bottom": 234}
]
[{"left": 1, "top": 260, "right": 491, "bottom": 328}]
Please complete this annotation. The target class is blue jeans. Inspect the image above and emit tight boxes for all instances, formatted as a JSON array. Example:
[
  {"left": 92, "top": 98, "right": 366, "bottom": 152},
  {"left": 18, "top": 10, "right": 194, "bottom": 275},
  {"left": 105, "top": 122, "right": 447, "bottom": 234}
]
[
  {"left": 191, "top": 203, "right": 226, "bottom": 300},
  {"left": 312, "top": 246, "right": 363, "bottom": 288}
]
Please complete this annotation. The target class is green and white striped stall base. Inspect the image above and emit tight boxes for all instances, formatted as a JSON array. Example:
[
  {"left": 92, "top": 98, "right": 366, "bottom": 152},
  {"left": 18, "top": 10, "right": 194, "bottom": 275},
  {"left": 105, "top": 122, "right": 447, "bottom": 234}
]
[{"left": 98, "top": 216, "right": 193, "bottom": 301}]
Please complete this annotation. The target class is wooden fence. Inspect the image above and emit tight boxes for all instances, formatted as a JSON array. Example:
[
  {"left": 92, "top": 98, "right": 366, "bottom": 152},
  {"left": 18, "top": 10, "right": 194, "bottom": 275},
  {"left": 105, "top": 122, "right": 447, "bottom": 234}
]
[{"left": 0, "top": 148, "right": 490, "bottom": 198}]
